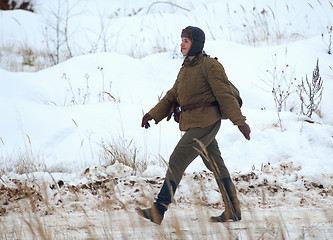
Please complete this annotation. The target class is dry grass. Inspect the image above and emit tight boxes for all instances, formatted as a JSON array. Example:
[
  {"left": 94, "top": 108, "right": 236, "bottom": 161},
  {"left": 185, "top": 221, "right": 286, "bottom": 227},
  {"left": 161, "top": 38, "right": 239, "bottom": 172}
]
[
  {"left": 1, "top": 130, "right": 332, "bottom": 239},
  {"left": 99, "top": 137, "right": 147, "bottom": 175},
  {"left": 1, "top": 2, "right": 330, "bottom": 71},
  {"left": 0, "top": 44, "right": 52, "bottom": 72},
  {"left": 0, "top": 194, "right": 332, "bottom": 239},
  {"left": 0, "top": 135, "right": 47, "bottom": 175},
  {"left": 1, "top": 159, "right": 332, "bottom": 239}
]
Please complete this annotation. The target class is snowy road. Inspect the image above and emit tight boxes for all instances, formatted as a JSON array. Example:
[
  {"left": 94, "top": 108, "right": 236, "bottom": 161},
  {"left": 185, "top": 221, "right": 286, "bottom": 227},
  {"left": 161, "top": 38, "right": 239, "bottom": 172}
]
[{"left": 1, "top": 207, "right": 332, "bottom": 239}]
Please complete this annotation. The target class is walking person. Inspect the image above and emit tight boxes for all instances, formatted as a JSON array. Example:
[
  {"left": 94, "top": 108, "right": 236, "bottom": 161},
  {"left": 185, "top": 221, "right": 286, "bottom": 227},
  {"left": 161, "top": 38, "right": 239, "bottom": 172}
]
[{"left": 137, "top": 26, "right": 251, "bottom": 225}]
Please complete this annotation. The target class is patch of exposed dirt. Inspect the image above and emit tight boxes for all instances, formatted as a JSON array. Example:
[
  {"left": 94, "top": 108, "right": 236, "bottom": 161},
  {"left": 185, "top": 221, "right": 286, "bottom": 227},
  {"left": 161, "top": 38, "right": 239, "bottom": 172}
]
[{"left": 0, "top": 161, "right": 332, "bottom": 217}]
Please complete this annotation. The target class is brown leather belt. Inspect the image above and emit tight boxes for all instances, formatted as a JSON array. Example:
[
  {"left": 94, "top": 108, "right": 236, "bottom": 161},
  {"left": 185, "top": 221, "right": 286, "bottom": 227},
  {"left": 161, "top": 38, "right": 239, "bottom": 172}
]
[{"left": 181, "top": 101, "right": 218, "bottom": 112}]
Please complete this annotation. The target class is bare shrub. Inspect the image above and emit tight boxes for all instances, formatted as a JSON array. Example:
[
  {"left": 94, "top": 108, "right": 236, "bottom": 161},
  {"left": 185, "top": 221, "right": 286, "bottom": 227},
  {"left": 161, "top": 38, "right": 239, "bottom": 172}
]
[
  {"left": 297, "top": 59, "right": 323, "bottom": 119},
  {"left": 43, "top": 0, "right": 80, "bottom": 65},
  {"left": 262, "top": 53, "right": 297, "bottom": 131}
]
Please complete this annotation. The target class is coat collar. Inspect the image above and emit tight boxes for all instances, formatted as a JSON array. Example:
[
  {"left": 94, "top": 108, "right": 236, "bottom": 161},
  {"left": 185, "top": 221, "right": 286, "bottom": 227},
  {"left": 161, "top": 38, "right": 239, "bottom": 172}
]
[{"left": 182, "top": 52, "right": 204, "bottom": 67}]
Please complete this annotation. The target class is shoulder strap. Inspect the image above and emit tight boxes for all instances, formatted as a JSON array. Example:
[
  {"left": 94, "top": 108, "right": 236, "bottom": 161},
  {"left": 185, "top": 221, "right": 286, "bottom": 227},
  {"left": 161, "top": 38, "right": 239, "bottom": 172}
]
[
  {"left": 202, "top": 55, "right": 218, "bottom": 81},
  {"left": 202, "top": 56, "right": 208, "bottom": 81}
]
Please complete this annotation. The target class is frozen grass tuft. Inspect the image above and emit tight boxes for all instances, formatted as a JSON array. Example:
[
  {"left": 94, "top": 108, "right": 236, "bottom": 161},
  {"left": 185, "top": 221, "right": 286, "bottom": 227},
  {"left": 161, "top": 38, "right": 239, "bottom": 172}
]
[{"left": 99, "top": 137, "right": 147, "bottom": 175}]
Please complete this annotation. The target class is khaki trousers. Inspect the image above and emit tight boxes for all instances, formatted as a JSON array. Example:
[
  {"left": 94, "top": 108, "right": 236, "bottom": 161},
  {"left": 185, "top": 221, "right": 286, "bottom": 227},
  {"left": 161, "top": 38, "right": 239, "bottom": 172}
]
[{"left": 165, "top": 120, "right": 230, "bottom": 187}]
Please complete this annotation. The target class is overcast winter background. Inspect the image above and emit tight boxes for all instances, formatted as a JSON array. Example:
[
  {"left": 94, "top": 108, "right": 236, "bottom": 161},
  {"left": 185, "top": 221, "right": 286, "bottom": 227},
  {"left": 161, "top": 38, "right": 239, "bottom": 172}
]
[{"left": 0, "top": 0, "right": 333, "bottom": 239}]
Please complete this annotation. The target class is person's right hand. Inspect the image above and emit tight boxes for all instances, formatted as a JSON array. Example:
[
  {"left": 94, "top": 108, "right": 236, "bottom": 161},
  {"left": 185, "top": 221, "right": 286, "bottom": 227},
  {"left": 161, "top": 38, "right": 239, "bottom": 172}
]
[
  {"left": 141, "top": 113, "right": 153, "bottom": 129},
  {"left": 238, "top": 123, "right": 251, "bottom": 140}
]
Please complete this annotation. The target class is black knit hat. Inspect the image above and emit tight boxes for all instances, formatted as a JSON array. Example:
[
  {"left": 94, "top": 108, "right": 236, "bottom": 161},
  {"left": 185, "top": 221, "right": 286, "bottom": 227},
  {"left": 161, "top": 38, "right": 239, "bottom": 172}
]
[{"left": 181, "top": 26, "right": 205, "bottom": 56}]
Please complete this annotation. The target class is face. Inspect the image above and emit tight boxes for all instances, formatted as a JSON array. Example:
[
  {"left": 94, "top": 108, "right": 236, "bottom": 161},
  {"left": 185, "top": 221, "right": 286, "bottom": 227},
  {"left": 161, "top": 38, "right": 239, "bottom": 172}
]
[{"left": 180, "top": 37, "right": 192, "bottom": 56}]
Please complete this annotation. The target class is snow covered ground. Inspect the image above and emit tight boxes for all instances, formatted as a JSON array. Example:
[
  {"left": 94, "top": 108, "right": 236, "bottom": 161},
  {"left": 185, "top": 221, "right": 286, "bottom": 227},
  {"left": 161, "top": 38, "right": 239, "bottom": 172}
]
[
  {"left": 1, "top": 0, "right": 333, "bottom": 239},
  {"left": 1, "top": 207, "right": 332, "bottom": 239}
]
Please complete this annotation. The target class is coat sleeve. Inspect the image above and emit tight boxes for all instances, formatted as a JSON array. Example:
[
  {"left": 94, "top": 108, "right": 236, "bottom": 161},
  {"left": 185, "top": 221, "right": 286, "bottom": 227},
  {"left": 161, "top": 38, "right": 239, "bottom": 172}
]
[
  {"left": 148, "top": 80, "right": 178, "bottom": 124},
  {"left": 206, "top": 59, "right": 246, "bottom": 126}
]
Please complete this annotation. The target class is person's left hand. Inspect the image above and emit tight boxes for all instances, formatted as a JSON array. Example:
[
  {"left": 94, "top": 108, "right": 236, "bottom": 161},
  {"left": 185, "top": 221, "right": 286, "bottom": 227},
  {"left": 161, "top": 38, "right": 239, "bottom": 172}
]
[
  {"left": 238, "top": 123, "right": 251, "bottom": 140},
  {"left": 141, "top": 113, "right": 153, "bottom": 129}
]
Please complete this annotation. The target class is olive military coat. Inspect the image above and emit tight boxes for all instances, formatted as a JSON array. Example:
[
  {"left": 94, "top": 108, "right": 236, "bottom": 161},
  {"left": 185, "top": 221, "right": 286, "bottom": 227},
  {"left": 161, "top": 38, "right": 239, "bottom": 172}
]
[{"left": 148, "top": 53, "right": 246, "bottom": 131}]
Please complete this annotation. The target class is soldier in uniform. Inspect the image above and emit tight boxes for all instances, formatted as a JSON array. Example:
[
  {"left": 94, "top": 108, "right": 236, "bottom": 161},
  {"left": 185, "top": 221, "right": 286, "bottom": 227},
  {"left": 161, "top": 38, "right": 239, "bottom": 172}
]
[{"left": 137, "top": 26, "right": 251, "bottom": 224}]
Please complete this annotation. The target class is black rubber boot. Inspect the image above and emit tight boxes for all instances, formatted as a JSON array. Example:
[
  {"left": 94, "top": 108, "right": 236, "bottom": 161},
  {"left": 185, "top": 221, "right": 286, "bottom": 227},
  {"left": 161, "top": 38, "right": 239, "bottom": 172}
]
[
  {"left": 136, "top": 202, "right": 166, "bottom": 225},
  {"left": 136, "top": 179, "right": 176, "bottom": 225},
  {"left": 210, "top": 177, "right": 241, "bottom": 222}
]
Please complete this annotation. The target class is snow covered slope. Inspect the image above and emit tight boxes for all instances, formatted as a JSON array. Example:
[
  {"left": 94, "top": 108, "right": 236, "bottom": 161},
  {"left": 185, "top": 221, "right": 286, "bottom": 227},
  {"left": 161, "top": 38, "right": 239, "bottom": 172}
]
[{"left": 0, "top": 0, "right": 332, "bottom": 209}]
